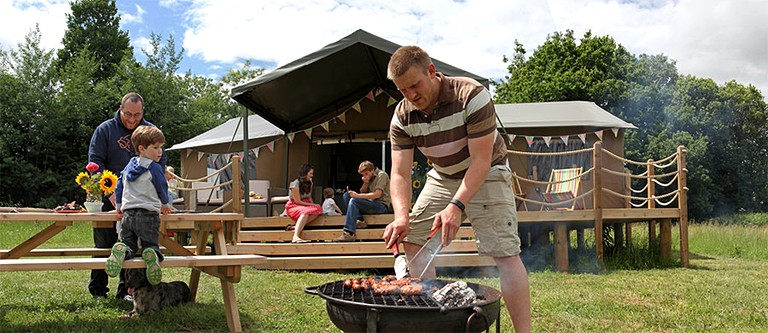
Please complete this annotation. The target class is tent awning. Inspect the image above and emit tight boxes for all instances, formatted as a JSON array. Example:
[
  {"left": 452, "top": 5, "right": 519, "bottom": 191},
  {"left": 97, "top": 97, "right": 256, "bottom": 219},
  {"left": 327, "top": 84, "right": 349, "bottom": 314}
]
[
  {"left": 230, "top": 29, "right": 488, "bottom": 133},
  {"left": 495, "top": 101, "right": 636, "bottom": 132},
  {"left": 168, "top": 115, "right": 283, "bottom": 154}
]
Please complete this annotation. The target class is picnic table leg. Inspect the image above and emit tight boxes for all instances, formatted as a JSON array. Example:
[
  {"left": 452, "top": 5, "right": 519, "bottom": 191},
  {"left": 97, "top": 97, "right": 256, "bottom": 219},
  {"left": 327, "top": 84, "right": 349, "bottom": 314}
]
[
  {"left": 211, "top": 221, "right": 243, "bottom": 333},
  {"left": 0, "top": 221, "right": 72, "bottom": 259},
  {"left": 187, "top": 229, "right": 208, "bottom": 302}
]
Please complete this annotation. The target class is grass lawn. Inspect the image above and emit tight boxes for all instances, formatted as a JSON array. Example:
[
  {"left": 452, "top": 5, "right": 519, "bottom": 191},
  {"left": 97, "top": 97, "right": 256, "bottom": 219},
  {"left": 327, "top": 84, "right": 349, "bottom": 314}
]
[{"left": 1, "top": 219, "right": 768, "bottom": 332}]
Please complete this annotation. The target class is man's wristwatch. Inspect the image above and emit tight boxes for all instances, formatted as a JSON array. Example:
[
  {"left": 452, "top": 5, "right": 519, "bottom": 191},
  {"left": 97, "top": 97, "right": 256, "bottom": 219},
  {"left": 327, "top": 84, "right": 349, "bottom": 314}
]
[{"left": 449, "top": 198, "right": 465, "bottom": 212}]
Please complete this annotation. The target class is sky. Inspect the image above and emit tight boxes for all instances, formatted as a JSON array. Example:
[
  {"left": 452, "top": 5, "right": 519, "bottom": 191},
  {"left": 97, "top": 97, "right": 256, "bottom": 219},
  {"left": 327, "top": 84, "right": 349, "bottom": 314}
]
[{"left": 1, "top": 0, "right": 767, "bottom": 97}]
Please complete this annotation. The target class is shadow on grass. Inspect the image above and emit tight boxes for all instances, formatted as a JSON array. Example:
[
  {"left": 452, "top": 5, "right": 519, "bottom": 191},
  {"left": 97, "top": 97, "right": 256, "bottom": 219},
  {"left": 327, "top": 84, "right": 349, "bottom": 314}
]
[{"left": 0, "top": 299, "right": 253, "bottom": 332}]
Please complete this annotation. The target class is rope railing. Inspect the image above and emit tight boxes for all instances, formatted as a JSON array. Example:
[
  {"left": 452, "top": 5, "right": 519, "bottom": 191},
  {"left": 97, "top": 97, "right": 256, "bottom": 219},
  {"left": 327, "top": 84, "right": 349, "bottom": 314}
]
[
  {"left": 603, "top": 167, "right": 678, "bottom": 179},
  {"left": 602, "top": 188, "right": 681, "bottom": 207},
  {"left": 630, "top": 183, "right": 648, "bottom": 193},
  {"left": 166, "top": 160, "right": 235, "bottom": 192},
  {"left": 652, "top": 174, "right": 679, "bottom": 188},
  {"left": 601, "top": 147, "right": 678, "bottom": 166},
  {"left": 511, "top": 167, "right": 595, "bottom": 186}
]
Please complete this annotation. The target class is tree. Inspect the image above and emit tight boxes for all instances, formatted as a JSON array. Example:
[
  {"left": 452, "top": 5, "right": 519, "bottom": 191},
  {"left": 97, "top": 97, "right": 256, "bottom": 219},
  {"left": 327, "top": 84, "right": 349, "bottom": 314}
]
[{"left": 56, "top": 0, "right": 132, "bottom": 82}]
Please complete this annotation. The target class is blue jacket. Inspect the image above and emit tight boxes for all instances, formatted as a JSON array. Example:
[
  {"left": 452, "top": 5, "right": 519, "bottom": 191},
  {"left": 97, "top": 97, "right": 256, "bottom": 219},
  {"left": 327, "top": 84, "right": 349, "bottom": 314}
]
[
  {"left": 115, "top": 156, "right": 171, "bottom": 212},
  {"left": 88, "top": 110, "right": 167, "bottom": 178}
]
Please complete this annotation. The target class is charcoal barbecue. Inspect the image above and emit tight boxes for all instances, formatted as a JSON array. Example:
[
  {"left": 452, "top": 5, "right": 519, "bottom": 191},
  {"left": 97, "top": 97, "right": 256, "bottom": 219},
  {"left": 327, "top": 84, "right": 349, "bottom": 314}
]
[{"left": 305, "top": 278, "right": 501, "bottom": 333}]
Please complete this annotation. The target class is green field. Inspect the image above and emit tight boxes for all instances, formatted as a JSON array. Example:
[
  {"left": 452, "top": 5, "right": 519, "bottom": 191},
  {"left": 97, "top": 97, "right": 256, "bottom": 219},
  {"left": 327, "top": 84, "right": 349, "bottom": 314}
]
[{"left": 1, "top": 218, "right": 767, "bottom": 332}]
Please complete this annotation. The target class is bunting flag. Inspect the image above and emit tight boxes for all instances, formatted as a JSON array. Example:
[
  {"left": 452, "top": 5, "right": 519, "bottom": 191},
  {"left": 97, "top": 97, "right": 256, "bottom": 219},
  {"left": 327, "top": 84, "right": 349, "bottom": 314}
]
[
  {"left": 352, "top": 102, "right": 362, "bottom": 113},
  {"left": 560, "top": 135, "right": 570, "bottom": 144},
  {"left": 543, "top": 136, "right": 552, "bottom": 147},
  {"left": 611, "top": 128, "right": 619, "bottom": 137},
  {"left": 186, "top": 149, "right": 192, "bottom": 159},
  {"left": 338, "top": 113, "right": 347, "bottom": 124},
  {"left": 507, "top": 134, "right": 516, "bottom": 143},
  {"left": 304, "top": 128, "right": 313, "bottom": 139},
  {"left": 595, "top": 130, "right": 604, "bottom": 141},
  {"left": 578, "top": 133, "right": 587, "bottom": 144},
  {"left": 387, "top": 96, "right": 397, "bottom": 108},
  {"left": 266, "top": 141, "right": 275, "bottom": 152},
  {"left": 252, "top": 147, "right": 259, "bottom": 158},
  {"left": 375, "top": 87, "right": 383, "bottom": 96},
  {"left": 197, "top": 151, "right": 205, "bottom": 161},
  {"left": 321, "top": 121, "right": 330, "bottom": 132},
  {"left": 525, "top": 136, "right": 535, "bottom": 147},
  {"left": 287, "top": 132, "right": 295, "bottom": 143},
  {"left": 366, "top": 90, "right": 375, "bottom": 101}
]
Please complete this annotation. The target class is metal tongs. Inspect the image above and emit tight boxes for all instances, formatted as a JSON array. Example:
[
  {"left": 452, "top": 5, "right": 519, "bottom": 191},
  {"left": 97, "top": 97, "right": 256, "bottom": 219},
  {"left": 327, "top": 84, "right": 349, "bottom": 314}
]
[{"left": 412, "top": 225, "right": 443, "bottom": 279}]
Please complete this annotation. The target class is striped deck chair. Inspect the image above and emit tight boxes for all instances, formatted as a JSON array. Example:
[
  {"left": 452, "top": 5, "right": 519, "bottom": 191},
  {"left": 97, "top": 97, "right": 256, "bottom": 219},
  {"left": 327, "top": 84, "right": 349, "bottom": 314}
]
[{"left": 540, "top": 167, "right": 584, "bottom": 211}]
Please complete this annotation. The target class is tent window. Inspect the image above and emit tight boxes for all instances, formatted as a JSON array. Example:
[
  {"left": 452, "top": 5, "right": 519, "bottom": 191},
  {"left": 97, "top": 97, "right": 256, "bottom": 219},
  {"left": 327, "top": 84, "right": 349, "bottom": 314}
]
[{"left": 528, "top": 138, "right": 593, "bottom": 181}]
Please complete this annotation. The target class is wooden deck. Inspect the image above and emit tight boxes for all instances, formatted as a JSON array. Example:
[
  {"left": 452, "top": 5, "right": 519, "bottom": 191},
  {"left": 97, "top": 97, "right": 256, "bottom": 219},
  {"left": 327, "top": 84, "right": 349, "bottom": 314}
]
[{"left": 232, "top": 206, "right": 685, "bottom": 273}]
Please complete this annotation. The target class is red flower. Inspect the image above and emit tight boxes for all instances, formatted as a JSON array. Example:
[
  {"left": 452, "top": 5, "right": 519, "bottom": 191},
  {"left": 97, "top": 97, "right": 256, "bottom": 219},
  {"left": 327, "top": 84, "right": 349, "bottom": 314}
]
[{"left": 86, "top": 162, "right": 99, "bottom": 172}]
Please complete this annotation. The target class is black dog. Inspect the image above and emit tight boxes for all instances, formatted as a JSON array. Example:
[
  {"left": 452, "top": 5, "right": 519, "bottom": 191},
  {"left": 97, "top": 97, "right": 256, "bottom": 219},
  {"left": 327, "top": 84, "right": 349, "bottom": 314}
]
[{"left": 123, "top": 268, "right": 191, "bottom": 317}]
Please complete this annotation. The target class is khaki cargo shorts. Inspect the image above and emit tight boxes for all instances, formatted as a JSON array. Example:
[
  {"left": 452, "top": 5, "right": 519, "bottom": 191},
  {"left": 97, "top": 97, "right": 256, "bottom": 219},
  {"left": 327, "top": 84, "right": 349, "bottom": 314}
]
[{"left": 404, "top": 166, "right": 521, "bottom": 257}]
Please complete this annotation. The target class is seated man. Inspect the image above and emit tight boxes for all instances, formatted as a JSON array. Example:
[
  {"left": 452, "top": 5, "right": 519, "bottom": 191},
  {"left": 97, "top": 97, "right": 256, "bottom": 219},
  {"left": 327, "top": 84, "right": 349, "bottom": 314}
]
[{"left": 333, "top": 161, "right": 391, "bottom": 242}]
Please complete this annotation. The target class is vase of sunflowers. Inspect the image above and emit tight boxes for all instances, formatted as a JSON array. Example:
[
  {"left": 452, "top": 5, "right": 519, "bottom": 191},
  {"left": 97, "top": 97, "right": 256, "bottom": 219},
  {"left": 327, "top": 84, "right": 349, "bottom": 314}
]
[{"left": 75, "top": 162, "right": 118, "bottom": 213}]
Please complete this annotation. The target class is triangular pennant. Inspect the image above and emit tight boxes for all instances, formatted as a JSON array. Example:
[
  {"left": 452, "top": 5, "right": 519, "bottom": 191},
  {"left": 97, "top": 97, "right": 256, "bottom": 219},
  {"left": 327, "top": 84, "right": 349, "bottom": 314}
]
[
  {"left": 366, "top": 90, "right": 375, "bottom": 101},
  {"left": 578, "top": 133, "right": 587, "bottom": 144},
  {"left": 352, "top": 102, "right": 361, "bottom": 113},
  {"left": 560, "top": 135, "right": 569, "bottom": 143},
  {"left": 507, "top": 134, "right": 516, "bottom": 143},
  {"left": 543, "top": 136, "right": 552, "bottom": 147},
  {"left": 387, "top": 96, "right": 397, "bottom": 108},
  {"left": 595, "top": 130, "right": 604, "bottom": 141},
  {"left": 321, "top": 121, "right": 330, "bottom": 132},
  {"left": 338, "top": 113, "right": 347, "bottom": 124},
  {"left": 287, "top": 132, "right": 295, "bottom": 143},
  {"left": 304, "top": 128, "right": 313, "bottom": 139},
  {"left": 267, "top": 141, "right": 275, "bottom": 152},
  {"left": 197, "top": 152, "right": 205, "bottom": 161},
  {"left": 525, "top": 136, "right": 535, "bottom": 147},
  {"left": 375, "top": 87, "right": 383, "bottom": 96},
  {"left": 612, "top": 128, "right": 619, "bottom": 137},
  {"left": 252, "top": 147, "right": 259, "bottom": 158},
  {"left": 186, "top": 149, "right": 192, "bottom": 159}
]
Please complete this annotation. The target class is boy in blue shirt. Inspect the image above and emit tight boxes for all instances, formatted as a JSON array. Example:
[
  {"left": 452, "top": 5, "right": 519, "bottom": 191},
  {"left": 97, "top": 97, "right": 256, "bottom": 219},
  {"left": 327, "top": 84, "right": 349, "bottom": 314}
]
[{"left": 107, "top": 125, "right": 173, "bottom": 285}]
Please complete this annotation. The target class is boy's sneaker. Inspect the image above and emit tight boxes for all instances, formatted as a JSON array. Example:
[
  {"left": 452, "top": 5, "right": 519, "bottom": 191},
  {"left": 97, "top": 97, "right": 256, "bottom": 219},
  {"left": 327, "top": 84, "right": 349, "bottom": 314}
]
[
  {"left": 142, "top": 248, "right": 162, "bottom": 285},
  {"left": 355, "top": 219, "right": 368, "bottom": 229},
  {"left": 105, "top": 242, "right": 127, "bottom": 277}
]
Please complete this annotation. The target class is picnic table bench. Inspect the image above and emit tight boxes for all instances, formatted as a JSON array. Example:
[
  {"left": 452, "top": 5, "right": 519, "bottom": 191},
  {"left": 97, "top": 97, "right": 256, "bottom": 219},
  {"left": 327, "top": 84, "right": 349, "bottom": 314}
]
[{"left": 0, "top": 212, "right": 265, "bottom": 333}]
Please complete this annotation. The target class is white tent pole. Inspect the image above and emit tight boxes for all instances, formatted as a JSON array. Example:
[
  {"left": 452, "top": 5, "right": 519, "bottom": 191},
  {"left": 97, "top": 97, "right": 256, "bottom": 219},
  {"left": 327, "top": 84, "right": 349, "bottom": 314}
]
[{"left": 381, "top": 141, "right": 386, "bottom": 171}]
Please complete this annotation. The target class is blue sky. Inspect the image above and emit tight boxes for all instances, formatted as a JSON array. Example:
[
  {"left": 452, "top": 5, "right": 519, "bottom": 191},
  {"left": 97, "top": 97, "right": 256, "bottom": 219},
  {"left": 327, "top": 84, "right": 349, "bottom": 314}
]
[{"left": 1, "top": 0, "right": 766, "bottom": 96}]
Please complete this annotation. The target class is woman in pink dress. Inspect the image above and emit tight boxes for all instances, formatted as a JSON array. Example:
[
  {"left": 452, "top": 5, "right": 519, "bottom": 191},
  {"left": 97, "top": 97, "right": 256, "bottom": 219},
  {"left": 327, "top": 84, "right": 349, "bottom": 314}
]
[{"left": 285, "top": 164, "right": 322, "bottom": 243}]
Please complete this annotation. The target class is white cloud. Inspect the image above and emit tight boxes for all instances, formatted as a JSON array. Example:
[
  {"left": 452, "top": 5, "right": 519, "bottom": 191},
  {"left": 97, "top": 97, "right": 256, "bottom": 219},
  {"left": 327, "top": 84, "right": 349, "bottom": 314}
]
[
  {"left": 120, "top": 4, "right": 145, "bottom": 24},
  {"left": 0, "top": 0, "right": 69, "bottom": 51}
]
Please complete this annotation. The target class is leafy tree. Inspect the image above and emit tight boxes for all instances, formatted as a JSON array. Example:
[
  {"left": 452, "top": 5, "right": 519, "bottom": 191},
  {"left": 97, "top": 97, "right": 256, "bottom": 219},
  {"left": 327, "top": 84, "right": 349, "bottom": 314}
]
[
  {"left": 0, "top": 26, "right": 59, "bottom": 206},
  {"left": 56, "top": 0, "right": 132, "bottom": 82}
]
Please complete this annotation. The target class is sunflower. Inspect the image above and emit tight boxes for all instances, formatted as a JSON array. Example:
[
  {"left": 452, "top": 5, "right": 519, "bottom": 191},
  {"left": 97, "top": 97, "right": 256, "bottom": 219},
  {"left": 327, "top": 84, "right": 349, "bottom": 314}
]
[
  {"left": 99, "top": 170, "right": 118, "bottom": 194},
  {"left": 412, "top": 179, "right": 421, "bottom": 189},
  {"left": 75, "top": 172, "right": 90, "bottom": 190}
]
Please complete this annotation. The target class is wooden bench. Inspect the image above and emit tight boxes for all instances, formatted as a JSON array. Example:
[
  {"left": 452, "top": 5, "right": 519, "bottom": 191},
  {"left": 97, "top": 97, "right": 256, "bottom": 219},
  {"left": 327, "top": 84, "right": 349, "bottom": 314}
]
[
  {"left": 0, "top": 254, "right": 264, "bottom": 272},
  {"left": 0, "top": 246, "right": 211, "bottom": 257},
  {"left": 234, "top": 214, "right": 496, "bottom": 270}
]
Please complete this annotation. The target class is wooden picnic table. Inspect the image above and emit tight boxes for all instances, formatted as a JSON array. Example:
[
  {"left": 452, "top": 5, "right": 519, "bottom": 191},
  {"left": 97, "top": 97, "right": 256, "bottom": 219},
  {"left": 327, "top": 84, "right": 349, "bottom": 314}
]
[{"left": 0, "top": 211, "right": 263, "bottom": 333}]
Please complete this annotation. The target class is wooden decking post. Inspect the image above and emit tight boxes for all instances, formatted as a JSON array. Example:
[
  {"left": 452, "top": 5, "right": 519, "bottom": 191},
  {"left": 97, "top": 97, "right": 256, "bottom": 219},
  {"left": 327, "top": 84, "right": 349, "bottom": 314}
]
[
  {"left": 659, "top": 219, "right": 672, "bottom": 260},
  {"left": 647, "top": 159, "right": 656, "bottom": 251},
  {"left": 677, "top": 146, "right": 689, "bottom": 267},
  {"left": 592, "top": 142, "right": 604, "bottom": 263},
  {"left": 553, "top": 222, "right": 568, "bottom": 272}
]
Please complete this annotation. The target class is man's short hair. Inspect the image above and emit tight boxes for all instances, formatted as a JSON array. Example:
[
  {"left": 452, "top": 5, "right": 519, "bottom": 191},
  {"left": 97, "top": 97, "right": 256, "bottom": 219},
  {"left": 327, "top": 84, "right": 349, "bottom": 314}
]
[
  {"left": 121, "top": 92, "right": 144, "bottom": 108},
  {"left": 358, "top": 160, "right": 375, "bottom": 173},
  {"left": 131, "top": 125, "right": 165, "bottom": 151},
  {"left": 387, "top": 45, "right": 432, "bottom": 79}
]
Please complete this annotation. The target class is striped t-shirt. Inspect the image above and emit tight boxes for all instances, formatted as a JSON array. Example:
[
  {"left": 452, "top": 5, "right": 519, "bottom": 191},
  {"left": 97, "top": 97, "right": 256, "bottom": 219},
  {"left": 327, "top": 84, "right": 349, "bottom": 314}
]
[{"left": 389, "top": 73, "right": 508, "bottom": 179}]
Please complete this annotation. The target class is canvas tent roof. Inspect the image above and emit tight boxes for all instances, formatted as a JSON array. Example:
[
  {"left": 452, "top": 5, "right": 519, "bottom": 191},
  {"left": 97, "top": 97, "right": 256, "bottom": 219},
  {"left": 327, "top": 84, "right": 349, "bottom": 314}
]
[
  {"left": 168, "top": 114, "right": 283, "bottom": 154},
  {"left": 496, "top": 101, "right": 636, "bottom": 133},
  {"left": 230, "top": 29, "right": 488, "bottom": 132}
]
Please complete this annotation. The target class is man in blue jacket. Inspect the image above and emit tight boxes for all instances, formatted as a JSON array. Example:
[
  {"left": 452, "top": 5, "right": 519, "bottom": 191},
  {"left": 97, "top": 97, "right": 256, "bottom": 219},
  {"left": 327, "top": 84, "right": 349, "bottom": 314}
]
[{"left": 87, "top": 92, "right": 166, "bottom": 302}]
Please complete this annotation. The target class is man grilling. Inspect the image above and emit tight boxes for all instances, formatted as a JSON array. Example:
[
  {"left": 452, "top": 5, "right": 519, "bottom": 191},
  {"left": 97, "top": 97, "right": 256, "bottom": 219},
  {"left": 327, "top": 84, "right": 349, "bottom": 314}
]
[{"left": 383, "top": 45, "right": 532, "bottom": 332}]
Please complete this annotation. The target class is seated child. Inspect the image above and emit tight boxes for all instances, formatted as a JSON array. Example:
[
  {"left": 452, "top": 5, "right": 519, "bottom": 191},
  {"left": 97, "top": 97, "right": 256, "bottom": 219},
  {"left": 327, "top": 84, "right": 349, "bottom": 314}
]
[
  {"left": 321, "top": 187, "right": 342, "bottom": 216},
  {"left": 165, "top": 166, "right": 179, "bottom": 200},
  {"left": 107, "top": 125, "right": 174, "bottom": 286}
]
